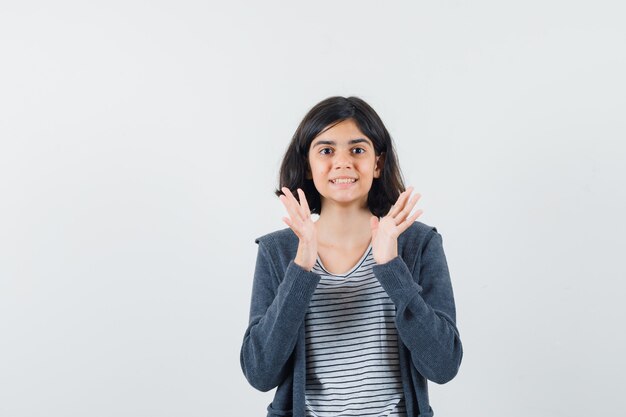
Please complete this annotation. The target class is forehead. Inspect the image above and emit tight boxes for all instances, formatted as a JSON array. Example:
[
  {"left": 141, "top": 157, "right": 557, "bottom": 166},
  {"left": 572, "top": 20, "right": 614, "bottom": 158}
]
[{"left": 310, "top": 119, "right": 373, "bottom": 147}]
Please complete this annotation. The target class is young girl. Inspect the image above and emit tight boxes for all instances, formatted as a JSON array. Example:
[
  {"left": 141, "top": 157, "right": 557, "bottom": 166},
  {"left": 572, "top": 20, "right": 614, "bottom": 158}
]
[{"left": 240, "top": 96, "right": 462, "bottom": 417}]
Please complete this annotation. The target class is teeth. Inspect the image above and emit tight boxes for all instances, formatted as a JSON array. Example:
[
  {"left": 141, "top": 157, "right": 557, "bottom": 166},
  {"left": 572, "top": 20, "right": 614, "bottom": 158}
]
[{"left": 332, "top": 178, "right": 356, "bottom": 184}]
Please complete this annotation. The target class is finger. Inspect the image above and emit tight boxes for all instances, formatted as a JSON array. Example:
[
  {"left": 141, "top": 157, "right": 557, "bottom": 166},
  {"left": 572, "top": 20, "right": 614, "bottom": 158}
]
[
  {"left": 388, "top": 189, "right": 408, "bottom": 217},
  {"left": 297, "top": 188, "right": 311, "bottom": 215},
  {"left": 282, "top": 216, "right": 301, "bottom": 238},
  {"left": 281, "top": 186, "right": 297, "bottom": 203},
  {"left": 281, "top": 187, "right": 304, "bottom": 221},
  {"left": 386, "top": 190, "right": 403, "bottom": 217},
  {"left": 408, "top": 209, "right": 423, "bottom": 223},
  {"left": 370, "top": 216, "right": 379, "bottom": 231},
  {"left": 370, "top": 217, "right": 378, "bottom": 240},
  {"left": 395, "top": 192, "right": 421, "bottom": 224},
  {"left": 279, "top": 192, "right": 301, "bottom": 224},
  {"left": 284, "top": 187, "right": 306, "bottom": 217},
  {"left": 390, "top": 188, "right": 415, "bottom": 223},
  {"left": 398, "top": 209, "right": 423, "bottom": 233},
  {"left": 388, "top": 187, "right": 413, "bottom": 218}
]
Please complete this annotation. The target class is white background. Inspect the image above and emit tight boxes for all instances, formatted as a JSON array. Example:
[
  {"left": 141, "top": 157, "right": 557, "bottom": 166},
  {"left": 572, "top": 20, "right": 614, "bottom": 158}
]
[{"left": 1, "top": 1, "right": 625, "bottom": 416}]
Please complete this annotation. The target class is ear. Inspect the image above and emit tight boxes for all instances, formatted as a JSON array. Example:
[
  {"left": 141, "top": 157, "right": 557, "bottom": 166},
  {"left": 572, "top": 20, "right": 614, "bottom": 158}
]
[{"left": 374, "top": 152, "right": 385, "bottom": 178}]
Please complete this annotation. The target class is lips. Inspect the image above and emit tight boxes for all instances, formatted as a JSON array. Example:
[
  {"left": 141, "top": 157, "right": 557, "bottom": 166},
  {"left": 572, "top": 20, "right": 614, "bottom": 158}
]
[{"left": 329, "top": 178, "right": 357, "bottom": 184}]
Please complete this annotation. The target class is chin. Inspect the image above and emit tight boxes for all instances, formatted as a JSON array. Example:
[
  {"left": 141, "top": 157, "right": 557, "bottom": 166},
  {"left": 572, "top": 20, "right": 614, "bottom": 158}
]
[{"left": 321, "top": 194, "right": 369, "bottom": 207}]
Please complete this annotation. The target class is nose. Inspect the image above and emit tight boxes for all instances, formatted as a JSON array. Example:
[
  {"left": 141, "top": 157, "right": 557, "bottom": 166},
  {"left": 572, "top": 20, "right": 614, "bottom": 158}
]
[{"left": 333, "top": 149, "right": 353, "bottom": 169}]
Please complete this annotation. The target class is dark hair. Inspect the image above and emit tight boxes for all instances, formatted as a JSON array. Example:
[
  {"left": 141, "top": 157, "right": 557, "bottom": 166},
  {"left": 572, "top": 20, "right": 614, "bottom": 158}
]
[{"left": 275, "top": 96, "right": 405, "bottom": 217}]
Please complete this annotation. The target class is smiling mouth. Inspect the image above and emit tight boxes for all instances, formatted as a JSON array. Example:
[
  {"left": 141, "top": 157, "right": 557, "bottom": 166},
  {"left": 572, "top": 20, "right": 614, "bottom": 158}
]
[{"left": 330, "top": 178, "right": 357, "bottom": 184}]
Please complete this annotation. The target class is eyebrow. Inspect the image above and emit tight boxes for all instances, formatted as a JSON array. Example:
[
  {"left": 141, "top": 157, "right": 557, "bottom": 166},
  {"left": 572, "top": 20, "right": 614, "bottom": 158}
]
[{"left": 311, "top": 138, "right": 372, "bottom": 147}]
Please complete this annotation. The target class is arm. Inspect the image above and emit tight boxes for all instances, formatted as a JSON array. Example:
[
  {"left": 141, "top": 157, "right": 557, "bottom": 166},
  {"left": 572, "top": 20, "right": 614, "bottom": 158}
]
[
  {"left": 240, "top": 240, "right": 320, "bottom": 392},
  {"left": 373, "top": 229, "right": 463, "bottom": 384}
]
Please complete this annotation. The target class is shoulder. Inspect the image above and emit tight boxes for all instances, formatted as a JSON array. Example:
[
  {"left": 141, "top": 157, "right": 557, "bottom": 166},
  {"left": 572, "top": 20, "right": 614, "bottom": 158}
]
[
  {"left": 397, "top": 221, "right": 443, "bottom": 271},
  {"left": 255, "top": 227, "right": 298, "bottom": 247},
  {"left": 254, "top": 227, "right": 299, "bottom": 267},
  {"left": 398, "top": 220, "right": 440, "bottom": 249}
]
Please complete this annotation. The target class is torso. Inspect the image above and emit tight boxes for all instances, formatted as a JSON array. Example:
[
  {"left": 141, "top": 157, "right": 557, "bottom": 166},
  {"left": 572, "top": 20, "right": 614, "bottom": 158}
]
[{"left": 305, "top": 244, "right": 406, "bottom": 416}]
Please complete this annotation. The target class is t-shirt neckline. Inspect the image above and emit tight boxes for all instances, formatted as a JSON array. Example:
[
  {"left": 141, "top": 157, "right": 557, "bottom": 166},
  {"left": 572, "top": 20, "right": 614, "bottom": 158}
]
[{"left": 315, "top": 243, "right": 373, "bottom": 277}]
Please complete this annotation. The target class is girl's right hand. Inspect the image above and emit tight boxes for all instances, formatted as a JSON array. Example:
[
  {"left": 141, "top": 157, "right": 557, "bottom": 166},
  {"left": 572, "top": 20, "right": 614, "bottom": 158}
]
[{"left": 279, "top": 187, "right": 317, "bottom": 271}]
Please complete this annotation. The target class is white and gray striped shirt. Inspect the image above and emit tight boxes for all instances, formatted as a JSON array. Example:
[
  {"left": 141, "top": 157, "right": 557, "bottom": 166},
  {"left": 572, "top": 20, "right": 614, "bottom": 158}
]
[{"left": 304, "top": 245, "right": 406, "bottom": 417}]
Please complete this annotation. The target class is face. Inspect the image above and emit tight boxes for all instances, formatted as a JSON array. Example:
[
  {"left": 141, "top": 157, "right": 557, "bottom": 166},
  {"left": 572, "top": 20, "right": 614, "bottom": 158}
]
[{"left": 307, "top": 118, "right": 383, "bottom": 210}]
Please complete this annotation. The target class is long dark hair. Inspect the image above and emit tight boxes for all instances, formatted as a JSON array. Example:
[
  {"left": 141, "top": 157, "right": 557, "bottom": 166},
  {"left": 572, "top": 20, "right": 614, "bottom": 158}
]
[{"left": 275, "top": 96, "right": 405, "bottom": 217}]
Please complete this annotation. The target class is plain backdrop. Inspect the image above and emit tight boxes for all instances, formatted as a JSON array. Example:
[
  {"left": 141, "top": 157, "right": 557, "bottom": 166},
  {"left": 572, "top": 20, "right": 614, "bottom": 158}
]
[{"left": 1, "top": 1, "right": 625, "bottom": 416}]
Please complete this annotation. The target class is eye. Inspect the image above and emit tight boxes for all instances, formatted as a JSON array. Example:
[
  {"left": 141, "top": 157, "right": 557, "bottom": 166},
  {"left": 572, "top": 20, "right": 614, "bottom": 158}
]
[
  {"left": 319, "top": 147, "right": 333, "bottom": 155},
  {"left": 352, "top": 147, "right": 366, "bottom": 154}
]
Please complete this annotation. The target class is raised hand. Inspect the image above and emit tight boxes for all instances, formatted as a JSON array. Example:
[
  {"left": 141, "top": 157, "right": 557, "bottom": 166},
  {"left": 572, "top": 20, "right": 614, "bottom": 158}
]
[
  {"left": 370, "top": 187, "right": 423, "bottom": 264},
  {"left": 279, "top": 187, "right": 318, "bottom": 271}
]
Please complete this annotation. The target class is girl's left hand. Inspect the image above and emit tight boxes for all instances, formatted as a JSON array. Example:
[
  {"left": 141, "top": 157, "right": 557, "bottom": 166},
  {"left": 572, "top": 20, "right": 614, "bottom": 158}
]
[{"left": 370, "top": 187, "right": 423, "bottom": 264}]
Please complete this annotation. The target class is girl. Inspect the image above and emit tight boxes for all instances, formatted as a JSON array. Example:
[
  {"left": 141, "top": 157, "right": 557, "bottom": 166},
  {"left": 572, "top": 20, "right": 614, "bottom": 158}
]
[{"left": 240, "top": 96, "right": 462, "bottom": 417}]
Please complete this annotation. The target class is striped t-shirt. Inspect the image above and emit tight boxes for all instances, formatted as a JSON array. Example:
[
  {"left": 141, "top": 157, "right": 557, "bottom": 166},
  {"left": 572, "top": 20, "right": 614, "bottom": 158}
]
[{"left": 304, "top": 244, "right": 406, "bottom": 417}]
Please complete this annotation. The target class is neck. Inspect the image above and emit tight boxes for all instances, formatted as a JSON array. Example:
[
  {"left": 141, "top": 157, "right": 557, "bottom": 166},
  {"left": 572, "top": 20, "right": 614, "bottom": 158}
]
[{"left": 315, "top": 200, "right": 374, "bottom": 248}]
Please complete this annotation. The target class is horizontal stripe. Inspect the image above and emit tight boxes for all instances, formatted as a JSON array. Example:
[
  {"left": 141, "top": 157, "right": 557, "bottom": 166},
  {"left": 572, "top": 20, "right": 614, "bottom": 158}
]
[
  {"left": 304, "top": 400, "right": 402, "bottom": 417},
  {"left": 306, "top": 307, "right": 396, "bottom": 322},
  {"left": 307, "top": 365, "right": 401, "bottom": 376},
  {"left": 310, "top": 288, "right": 388, "bottom": 304},
  {"left": 306, "top": 356, "right": 400, "bottom": 372},
  {"left": 306, "top": 372, "right": 402, "bottom": 384},
  {"left": 306, "top": 341, "right": 399, "bottom": 357},
  {"left": 307, "top": 350, "right": 398, "bottom": 365},
  {"left": 311, "top": 279, "right": 379, "bottom": 292},
  {"left": 305, "top": 332, "right": 399, "bottom": 348},
  {"left": 307, "top": 299, "right": 394, "bottom": 314},
  {"left": 305, "top": 382, "right": 403, "bottom": 393},
  {"left": 308, "top": 295, "right": 390, "bottom": 310},
  {"left": 305, "top": 323, "right": 396, "bottom": 339},
  {"left": 306, "top": 397, "right": 402, "bottom": 409},
  {"left": 306, "top": 319, "right": 395, "bottom": 334},
  {"left": 307, "top": 368, "right": 401, "bottom": 380}
]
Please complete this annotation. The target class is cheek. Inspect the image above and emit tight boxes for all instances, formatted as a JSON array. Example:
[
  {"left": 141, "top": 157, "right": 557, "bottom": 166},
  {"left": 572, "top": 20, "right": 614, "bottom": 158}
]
[
  {"left": 310, "top": 167, "right": 325, "bottom": 182},
  {"left": 314, "top": 172, "right": 329, "bottom": 184},
  {"left": 310, "top": 162, "right": 328, "bottom": 175},
  {"left": 357, "top": 160, "right": 377, "bottom": 173}
]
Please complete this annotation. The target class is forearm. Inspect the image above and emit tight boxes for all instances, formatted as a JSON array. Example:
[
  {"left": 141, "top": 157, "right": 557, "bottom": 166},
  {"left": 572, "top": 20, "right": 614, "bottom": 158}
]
[
  {"left": 240, "top": 260, "right": 320, "bottom": 391},
  {"left": 373, "top": 255, "right": 463, "bottom": 384}
]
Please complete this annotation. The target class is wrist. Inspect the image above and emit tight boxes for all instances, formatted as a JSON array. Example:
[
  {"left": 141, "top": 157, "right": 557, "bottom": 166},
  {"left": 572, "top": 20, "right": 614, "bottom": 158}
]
[
  {"left": 294, "top": 257, "right": 313, "bottom": 272},
  {"left": 295, "top": 241, "right": 317, "bottom": 271},
  {"left": 375, "top": 255, "right": 397, "bottom": 265},
  {"left": 373, "top": 244, "right": 398, "bottom": 265}
]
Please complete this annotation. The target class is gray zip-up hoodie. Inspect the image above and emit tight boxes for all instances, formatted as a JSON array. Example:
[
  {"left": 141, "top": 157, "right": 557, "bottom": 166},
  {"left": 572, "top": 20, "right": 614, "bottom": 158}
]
[{"left": 240, "top": 221, "right": 462, "bottom": 417}]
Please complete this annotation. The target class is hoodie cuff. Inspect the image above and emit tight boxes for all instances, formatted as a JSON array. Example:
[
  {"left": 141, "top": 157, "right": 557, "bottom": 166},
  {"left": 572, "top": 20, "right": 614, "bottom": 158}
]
[
  {"left": 372, "top": 256, "right": 423, "bottom": 298},
  {"left": 282, "top": 260, "right": 321, "bottom": 306}
]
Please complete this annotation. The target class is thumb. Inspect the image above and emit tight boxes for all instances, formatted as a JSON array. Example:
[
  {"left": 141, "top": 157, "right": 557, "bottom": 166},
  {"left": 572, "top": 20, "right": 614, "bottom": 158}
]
[{"left": 370, "top": 216, "right": 379, "bottom": 238}]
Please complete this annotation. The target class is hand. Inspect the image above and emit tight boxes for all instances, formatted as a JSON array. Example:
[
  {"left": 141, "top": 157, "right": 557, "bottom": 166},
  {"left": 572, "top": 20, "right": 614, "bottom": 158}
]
[
  {"left": 279, "top": 187, "right": 318, "bottom": 271},
  {"left": 370, "top": 187, "right": 423, "bottom": 264}
]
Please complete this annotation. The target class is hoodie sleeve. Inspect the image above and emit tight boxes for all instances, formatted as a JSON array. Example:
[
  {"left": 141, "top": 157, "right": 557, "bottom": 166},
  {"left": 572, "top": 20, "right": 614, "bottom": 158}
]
[
  {"left": 372, "top": 229, "right": 463, "bottom": 384},
  {"left": 240, "top": 240, "right": 321, "bottom": 392}
]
